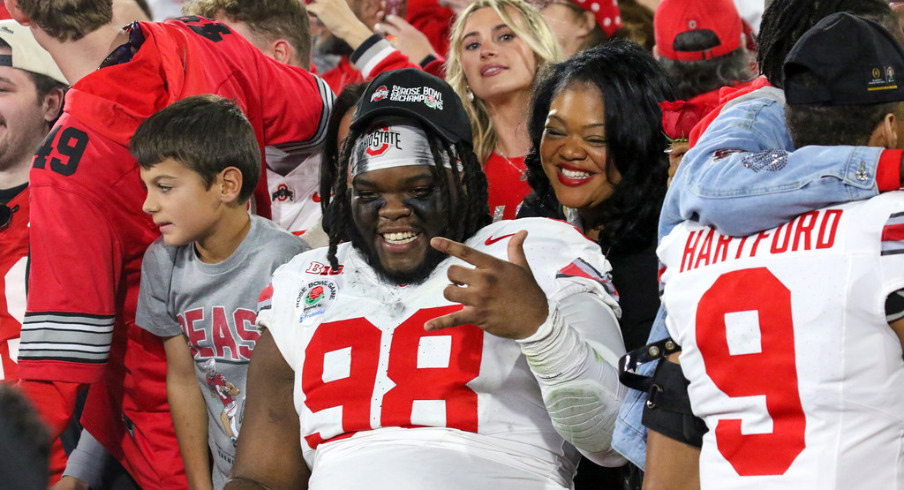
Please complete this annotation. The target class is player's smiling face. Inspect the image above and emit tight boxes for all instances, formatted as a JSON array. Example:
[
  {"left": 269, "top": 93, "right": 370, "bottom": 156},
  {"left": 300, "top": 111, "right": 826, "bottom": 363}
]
[{"left": 350, "top": 164, "right": 452, "bottom": 285}]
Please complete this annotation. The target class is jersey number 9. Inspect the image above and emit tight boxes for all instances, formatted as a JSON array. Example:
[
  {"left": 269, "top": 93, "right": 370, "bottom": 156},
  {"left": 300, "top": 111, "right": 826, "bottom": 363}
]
[{"left": 696, "top": 267, "right": 806, "bottom": 476}]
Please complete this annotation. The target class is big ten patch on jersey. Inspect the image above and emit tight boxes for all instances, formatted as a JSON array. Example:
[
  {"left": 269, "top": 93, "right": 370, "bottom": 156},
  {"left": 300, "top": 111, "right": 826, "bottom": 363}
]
[
  {"left": 658, "top": 196, "right": 904, "bottom": 489},
  {"left": 177, "top": 306, "right": 259, "bottom": 362}
]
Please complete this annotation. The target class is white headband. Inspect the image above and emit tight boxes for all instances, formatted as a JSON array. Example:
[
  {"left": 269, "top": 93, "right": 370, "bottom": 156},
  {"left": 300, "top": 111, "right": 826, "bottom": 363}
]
[{"left": 350, "top": 124, "right": 457, "bottom": 177}]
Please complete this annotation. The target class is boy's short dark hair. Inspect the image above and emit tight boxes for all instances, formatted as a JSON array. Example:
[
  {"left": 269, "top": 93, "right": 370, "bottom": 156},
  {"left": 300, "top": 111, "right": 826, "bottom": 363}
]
[{"left": 130, "top": 95, "right": 261, "bottom": 204}]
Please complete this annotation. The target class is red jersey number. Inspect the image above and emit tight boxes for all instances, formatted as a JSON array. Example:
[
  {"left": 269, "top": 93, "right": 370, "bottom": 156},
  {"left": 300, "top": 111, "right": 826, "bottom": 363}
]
[
  {"left": 696, "top": 267, "right": 806, "bottom": 476},
  {"left": 302, "top": 306, "right": 483, "bottom": 448}
]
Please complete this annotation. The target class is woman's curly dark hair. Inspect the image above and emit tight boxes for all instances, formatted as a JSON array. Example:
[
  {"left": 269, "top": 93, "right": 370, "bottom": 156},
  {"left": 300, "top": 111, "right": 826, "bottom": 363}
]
[
  {"left": 522, "top": 40, "right": 673, "bottom": 257},
  {"left": 325, "top": 117, "right": 491, "bottom": 271}
]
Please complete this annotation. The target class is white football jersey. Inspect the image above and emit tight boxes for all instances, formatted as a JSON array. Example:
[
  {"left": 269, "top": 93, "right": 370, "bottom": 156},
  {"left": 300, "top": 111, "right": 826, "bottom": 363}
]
[
  {"left": 266, "top": 148, "right": 323, "bottom": 236},
  {"left": 659, "top": 192, "right": 904, "bottom": 489},
  {"left": 258, "top": 218, "right": 622, "bottom": 489}
]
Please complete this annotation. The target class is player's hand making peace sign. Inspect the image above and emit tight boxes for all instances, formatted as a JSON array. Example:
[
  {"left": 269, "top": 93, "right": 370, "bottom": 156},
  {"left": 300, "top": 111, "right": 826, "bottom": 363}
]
[{"left": 424, "top": 231, "right": 549, "bottom": 339}]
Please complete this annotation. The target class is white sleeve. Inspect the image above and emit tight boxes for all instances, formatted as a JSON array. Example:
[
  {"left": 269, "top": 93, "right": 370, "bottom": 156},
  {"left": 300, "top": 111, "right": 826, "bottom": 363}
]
[{"left": 516, "top": 289, "right": 627, "bottom": 467}]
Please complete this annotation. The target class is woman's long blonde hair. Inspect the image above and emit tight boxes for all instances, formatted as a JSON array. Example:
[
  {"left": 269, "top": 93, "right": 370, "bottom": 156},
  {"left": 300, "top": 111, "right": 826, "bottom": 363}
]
[{"left": 446, "top": 0, "right": 562, "bottom": 163}]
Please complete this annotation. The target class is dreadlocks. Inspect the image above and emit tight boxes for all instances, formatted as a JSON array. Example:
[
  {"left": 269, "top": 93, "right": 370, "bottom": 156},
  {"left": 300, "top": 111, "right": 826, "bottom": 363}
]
[
  {"left": 757, "top": 0, "right": 896, "bottom": 88},
  {"left": 324, "top": 121, "right": 491, "bottom": 272}
]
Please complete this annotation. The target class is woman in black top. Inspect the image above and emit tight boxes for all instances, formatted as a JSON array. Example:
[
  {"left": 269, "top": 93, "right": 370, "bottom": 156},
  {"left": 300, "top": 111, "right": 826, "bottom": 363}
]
[
  {"left": 519, "top": 40, "right": 672, "bottom": 352},
  {"left": 518, "top": 37, "right": 674, "bottom": 490}
]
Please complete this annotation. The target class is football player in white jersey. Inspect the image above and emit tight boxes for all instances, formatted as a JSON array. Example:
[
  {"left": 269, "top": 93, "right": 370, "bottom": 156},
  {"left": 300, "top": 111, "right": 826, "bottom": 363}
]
[
  {"left": 225, "top": 68, "right": 629, "bottom": 489},
  {"left": 658, "top": 13, "right": 904, "bottom": 489}
]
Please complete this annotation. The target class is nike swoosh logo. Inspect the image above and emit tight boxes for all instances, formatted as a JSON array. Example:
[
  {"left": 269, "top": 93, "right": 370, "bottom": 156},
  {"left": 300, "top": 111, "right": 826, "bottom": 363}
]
[{"left": 485, "top": 233, "right": 516, "bottom": 246}]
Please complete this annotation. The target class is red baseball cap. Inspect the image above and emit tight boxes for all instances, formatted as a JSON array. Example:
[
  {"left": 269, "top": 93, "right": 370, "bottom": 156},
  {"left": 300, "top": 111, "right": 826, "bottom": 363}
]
[{"left": 654, "top": 0, "right": 743, "bottom": 61}]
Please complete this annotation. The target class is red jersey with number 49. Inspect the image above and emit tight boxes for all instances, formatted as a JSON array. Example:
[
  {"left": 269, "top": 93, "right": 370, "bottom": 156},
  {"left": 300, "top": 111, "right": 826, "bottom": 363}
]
[
  {"left": 258, "top": 218, "right": 621, "bottom": 489},
  {"left": 18, "top": 16, "right": 331, "bottom": 488},
  {"left": 659, "top": 192, "right": 904, "bottom": 489}
]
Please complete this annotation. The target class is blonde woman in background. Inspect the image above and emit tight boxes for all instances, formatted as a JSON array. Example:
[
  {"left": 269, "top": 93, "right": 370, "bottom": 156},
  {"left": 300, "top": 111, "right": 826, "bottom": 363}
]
[{"left": 447, "top": 0, "right": 560, "bottom": 220}]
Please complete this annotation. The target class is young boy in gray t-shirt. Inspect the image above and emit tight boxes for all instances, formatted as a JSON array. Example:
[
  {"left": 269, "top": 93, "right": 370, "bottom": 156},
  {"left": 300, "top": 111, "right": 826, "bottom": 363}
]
[{"left": 132, "top": 95, "right": 309, "bottom": 490}]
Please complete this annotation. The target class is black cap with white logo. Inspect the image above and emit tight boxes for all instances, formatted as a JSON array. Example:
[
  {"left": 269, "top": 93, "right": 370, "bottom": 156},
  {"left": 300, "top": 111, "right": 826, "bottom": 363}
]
[
  {"left": 352, "top": 68, "right": 473, "bottom": 145},
  {"left": 783, "top": 12, "right": 904, "bottom": 106}
]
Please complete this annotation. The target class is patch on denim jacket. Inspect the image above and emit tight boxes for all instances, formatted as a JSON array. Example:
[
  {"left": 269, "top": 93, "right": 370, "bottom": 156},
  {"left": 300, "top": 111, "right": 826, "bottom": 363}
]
[
  {"left": 713, "top": 149, "right": 744, "bottom": 161},
  {"left": 742, "top": 149, "right": 789, "bottom": 172}
]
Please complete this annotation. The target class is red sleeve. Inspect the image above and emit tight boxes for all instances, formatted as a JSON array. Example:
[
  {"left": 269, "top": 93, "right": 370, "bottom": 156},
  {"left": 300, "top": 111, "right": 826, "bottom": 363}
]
[
  {"left": 365, "top": 47, "right": 421, "bottom": 78},
  {"left": 351, "top": 35, "right": 423, "bottom": 81},
  {"left": 256, "top": 58, "right": 334, "bottom": 151},
  {"left": 423, "top": 57, "right": 446, "bottom": 79},
  {"left": 20, "top": 182, "right": 120, "bottom": 382},
  {"left": 18, "top": 116, "right": 150, "bottom": 385},
  {"left": 877, "top": 149, "right": 903, "bottom": 191},
  {"left": 159, "top": 17, "right": 335, "bottom": 156},
  {"left": 405, "top": 0, "right": 453, "bottom": 57}
]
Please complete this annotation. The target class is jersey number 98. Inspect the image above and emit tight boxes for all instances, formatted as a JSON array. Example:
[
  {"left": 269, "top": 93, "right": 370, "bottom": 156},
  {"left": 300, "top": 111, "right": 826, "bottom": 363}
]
[{"left": 301, "top": 306, "right": 483, "bottom": 449}]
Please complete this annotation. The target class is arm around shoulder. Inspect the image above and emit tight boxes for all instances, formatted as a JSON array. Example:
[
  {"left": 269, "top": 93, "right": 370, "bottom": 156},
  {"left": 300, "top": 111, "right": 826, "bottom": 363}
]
[{"left": 670, "top": 95, "right": 886, "bottom": 237}]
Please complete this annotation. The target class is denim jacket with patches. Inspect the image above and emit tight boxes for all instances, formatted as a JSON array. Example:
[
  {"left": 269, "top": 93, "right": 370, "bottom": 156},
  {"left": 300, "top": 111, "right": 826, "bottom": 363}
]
[{"left": 613, "top": 86, "right": 890, "bottom": 468}]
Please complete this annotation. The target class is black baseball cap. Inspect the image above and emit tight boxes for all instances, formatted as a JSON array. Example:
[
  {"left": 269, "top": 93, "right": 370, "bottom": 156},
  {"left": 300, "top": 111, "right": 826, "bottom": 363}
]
[
  {"left": 351, "top": 68, "right": 473, "bottom": 145},
  {"left": 783, "top": 12, "right": 904, "bottom": 106}
]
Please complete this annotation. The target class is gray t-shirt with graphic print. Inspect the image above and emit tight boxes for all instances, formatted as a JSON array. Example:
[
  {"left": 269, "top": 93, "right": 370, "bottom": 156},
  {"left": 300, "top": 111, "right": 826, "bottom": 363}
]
[{"left": 136, "top": 215, "right": 308, "bottom": 489}]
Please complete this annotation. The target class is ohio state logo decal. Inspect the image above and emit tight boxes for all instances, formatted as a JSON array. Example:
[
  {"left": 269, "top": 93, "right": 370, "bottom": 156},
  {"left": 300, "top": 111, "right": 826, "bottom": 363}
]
[
  {"left": 371, "top": 85, "right": 389, "bottom": 102},
  {"left": 271, "top": 184, "right": 295, "bottom": 202},
  {"left": 365, "top": 127, "right": 402, "bottom": 157}
]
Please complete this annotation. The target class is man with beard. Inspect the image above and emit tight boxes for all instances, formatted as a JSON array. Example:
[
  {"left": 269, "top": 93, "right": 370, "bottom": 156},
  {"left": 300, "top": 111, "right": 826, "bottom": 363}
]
[
  {"left": 0, "top": 19, "right": 66, "bottom": 383},
  {"left": 0, "top": 13, "right": 66, "bottom": 476},
  {"left": 226, "top": 68, "right": 628, "bottom": 489}
]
